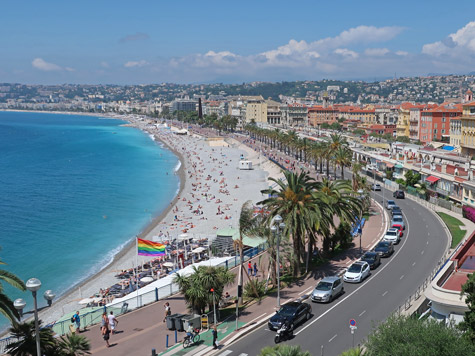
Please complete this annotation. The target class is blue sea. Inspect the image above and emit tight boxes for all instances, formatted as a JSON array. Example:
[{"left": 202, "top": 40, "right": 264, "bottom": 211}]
[{"left": 0, "top": 111, "right": 179, "bottom": 329}]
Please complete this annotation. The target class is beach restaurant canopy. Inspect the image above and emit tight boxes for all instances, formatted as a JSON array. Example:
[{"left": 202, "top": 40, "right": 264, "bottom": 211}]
[{"left": 216, "top": 227, "right": 266, "bottom": 248}]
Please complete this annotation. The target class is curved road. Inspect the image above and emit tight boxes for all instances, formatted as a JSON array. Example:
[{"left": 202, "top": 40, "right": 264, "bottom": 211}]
[{"left": 217, "top": 185, "right": 449, "bottom": 356}]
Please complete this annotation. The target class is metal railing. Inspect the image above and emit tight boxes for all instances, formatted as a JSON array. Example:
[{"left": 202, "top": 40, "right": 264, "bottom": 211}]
[{"left": 0, "top": 244, "right": 266, "bottom": 354}]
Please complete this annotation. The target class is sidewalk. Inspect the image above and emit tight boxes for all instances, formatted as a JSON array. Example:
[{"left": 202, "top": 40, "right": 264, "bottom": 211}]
[{"left": 84, "top": 199, "right": 387, "bottom": 356}]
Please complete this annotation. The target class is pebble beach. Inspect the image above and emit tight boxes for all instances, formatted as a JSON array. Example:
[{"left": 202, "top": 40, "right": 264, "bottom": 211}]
[{"left": 33, "top": 116, "right": 282, "bottom": 327}]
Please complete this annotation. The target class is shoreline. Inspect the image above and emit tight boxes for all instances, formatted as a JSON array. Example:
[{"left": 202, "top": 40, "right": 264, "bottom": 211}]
[
  {"left": 0, "top": 110, "right": 187, "bottom": 334},
  {"left": 0, "top": 110, "right": 282, "bottom": 334}
]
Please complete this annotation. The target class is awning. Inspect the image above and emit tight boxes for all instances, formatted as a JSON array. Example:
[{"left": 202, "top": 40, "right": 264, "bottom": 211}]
[
  {"left": 395, "top": 163, "right": 404, "bottom": 169},
  {"left": 426, "top": 176, "right": 440, "bottom": 184},
  {"left": 385, "top": 163, "right": 394, "bottom": 168}
]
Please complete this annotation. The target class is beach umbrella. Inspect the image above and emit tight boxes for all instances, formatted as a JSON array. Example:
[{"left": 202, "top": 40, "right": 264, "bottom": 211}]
[
  {"left": 192, "top": 247, "right": 205, "bottom": 253},
  {"left": 78, "top": 297, "right": 94, "bottom": 305},
  {"left": 163, "top": 262, "right": 174, "bottom": 268},
  {"left": 140, "top": 276, "right": 154, "bottom": 283}
]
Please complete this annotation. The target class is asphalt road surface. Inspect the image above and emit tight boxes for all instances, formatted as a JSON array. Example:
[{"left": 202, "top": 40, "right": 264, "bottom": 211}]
[{"left": 217, "top": 185, "right": 449, "bottom": 356}]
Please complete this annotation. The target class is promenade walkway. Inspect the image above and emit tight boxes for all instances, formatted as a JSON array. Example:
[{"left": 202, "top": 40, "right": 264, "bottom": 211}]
[{"left": 83, "top": 199, "right": 386, "bottom": 356}]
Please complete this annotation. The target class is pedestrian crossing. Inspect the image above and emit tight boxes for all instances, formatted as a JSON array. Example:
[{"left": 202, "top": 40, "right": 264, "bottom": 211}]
[{"left": 217, "top": 350, "right": 248, "bottom": 356}]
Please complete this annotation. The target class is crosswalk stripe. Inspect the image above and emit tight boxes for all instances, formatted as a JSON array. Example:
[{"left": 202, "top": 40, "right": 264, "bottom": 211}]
[{"left": 218, "top": 351, "right": 233, "bottom": 356}]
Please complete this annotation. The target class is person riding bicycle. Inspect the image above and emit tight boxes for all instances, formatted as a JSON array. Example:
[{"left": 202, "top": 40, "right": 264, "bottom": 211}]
[{"left": 185, "top": 324, "right": 194, "bottom": 341}]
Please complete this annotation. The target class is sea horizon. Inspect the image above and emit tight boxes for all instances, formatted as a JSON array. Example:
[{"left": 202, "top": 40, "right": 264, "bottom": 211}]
[{"left": 0, "top": 111, "right": 179, "bottom": 330}]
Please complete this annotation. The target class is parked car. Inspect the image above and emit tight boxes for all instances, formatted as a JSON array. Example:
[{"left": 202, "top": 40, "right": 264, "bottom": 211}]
[
  {"left": 268, "top": 301, "right": 312, "bottom": 331},
  {"left": 374, "top": 241, "right": 395, "bottom": 257},
  {"left": 393, "top": 190, "right": 405, "bottom": 199},
  {"left": 343, "top": 261, "right": 371, "bottom": 283},
  {"left": 391, "top": 206, "right": 402, "bottom": 216},
  {"left": 361, "top": 251, "right": 381, "bottom": 269},
  {"left": 311, "top": 276, "right": 344, "bottom": 303},
  {"left": 371, "top": 183, "right": 381, "bottom": 191},
  {"left": 391, "top": 224, "right": 404, "bottom": 237},
  {"left": 386, "top": 200, "right": 396, "bottom": 210},
  {"left": 383, "top": 228, "right": 401, "bottom": 244},
  {"left": 391, "top": 215, "right": 405, "bottom": 230}
]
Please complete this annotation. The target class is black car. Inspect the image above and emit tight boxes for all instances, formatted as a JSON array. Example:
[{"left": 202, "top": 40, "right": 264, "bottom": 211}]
[
  {"left": 268, "top": 301, "right": 312, "bottom": 331},
  {"left": 361, "top": 251, "right": 381, "bottom": 269},
  {"left": 391, "top": 206, "right": 402, "bottom": 216},
  {"left": 374, "top": 241, "right": 394, "bottom": 257},
  {"left": 393, "top": 190, "right": 405, "bottom": 199}
]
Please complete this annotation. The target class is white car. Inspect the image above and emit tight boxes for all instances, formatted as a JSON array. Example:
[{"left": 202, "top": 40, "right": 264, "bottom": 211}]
[
  {"left": 383, "top": 228, "right": 401, "bottom": 244},
  {"left": 386, "top": 200, "right": 396, "bottom": 210},
  {"left": 343, "top": 261, "right": 371, "bottom": 283}
]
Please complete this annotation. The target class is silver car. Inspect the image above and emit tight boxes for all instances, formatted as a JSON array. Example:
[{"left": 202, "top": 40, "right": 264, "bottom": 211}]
[
  {"left": 311, "top": 276, "right": 344, "bottom": 303},
  {"left": 391, "top": 215, "right": 405, "bottom": 230}
]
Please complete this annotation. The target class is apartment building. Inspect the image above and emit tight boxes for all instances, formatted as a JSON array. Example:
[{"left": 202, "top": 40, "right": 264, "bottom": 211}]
[
  {"left": 281, "top": 103, "right": 308, "bottom": 127},
  {"left": 460, "top": 102, "right": 475, "bottom": 157},
  {"left": 266, "top": 99, "right": 282, "bottom": 125}
]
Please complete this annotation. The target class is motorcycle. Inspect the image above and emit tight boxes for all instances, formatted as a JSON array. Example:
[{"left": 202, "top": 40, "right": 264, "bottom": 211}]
[{"left": 274, "top": 322, "right": 293, "bottom": 343}]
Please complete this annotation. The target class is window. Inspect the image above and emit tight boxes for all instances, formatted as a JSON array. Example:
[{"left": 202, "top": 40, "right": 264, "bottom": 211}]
[
  {"left": 434, "top": 129, "right": 438, "bottom": 134},
  {"left": 442, "top": 129, "right": 445, "bottom": 134},
  {"left": 442, "top": 117, "right": 446, "bottom": 122}
]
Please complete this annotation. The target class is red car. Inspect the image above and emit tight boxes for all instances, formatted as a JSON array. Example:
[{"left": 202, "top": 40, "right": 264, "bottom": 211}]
[{"left": 392, "top": 224, "right": 404, "bottom": 237}]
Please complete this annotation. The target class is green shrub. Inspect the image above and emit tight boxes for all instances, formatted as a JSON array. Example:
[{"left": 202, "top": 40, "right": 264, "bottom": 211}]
[{"left": 244, "top": 279, "right": 266, "bottom": 300}]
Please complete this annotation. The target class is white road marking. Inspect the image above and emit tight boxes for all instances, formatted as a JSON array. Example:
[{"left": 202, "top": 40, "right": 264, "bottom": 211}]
[
  {"left": 382, "top": 291, "right": 388, "bottom": 296},
  {"left": 421, "top": 250, "right": 425, "bottom": 255},
  {"left": 359, "top": 310, "right": 366, "bottom": 317},
  {"left": 426, "top": 241, "right": 429, "bottom": 245},
  {"left": 282, "top": 299, "right": 292, "bottom": 305},
  {"left": 238, "top": 354, "right": 248, "bottom": 356},
  {"left": 219, "top": 351, "right": 233, "bottom": 356},
  {"left": 412, "top": 262, "right": 416, "bottom": 266},
  {"left": 426, "top": 224, "right": 428, "bottom": 228},
  {"left": 329, "top": 334, "right": 338, "bottom": 343},
  {"left": 295, "top": 201, "right": 412, "bottom": 336},
  {"left": 299, "top": 286, "right": 314, "bottom": 295},
  {"left": 247, "top": 313, "right": 267, "bottom": 326},
  {"left": 400, "top": 275, "right": 404, "bottom": 280}
]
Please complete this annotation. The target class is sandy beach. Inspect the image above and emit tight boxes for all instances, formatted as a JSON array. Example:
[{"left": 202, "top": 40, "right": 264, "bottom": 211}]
[{"left": 25, "top": 115, "right": 282, "bottom": 328}]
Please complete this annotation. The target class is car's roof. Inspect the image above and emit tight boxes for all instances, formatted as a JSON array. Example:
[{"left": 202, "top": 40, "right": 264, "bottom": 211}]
[
  {"left": 377, "top": 241, "right": 391, "bottom": 246},
  {"left": 392, "top": 206, "right": 401, "bottom": 209},
  {"left": 363, "top": 251, "right": 378, "bottom": 256},
  {"left": 392, "top": 215, "right": 403, "bottom": 219},
  {"left": 386, "top": 228, "right": 398, "bottom": 233},
  {"left": 392, "top": 224, "right": 402, "bottom": 228},
  {"left": 321, "top": 276, "right": 340, "bottom": 282},
  {"left": 351, "top": 261, "right": 366, "bottom": 267}
]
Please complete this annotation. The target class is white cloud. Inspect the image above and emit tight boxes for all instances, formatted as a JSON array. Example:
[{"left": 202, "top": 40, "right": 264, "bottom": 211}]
[
  {"left": 334, "top": 48, "right": 359, "bottom": 59},
  {"left": 395, "top": 50, "right": 409, "bottom": 56},
  {"left": 422, "top": 21, "right": 475, "bottom": 56},
  {"left": 100, "top": 61, "right": 109, "bottom": 68},
  {"left": 364, "top": 48, "right": 390, "bottom": 56},
  {"left": 124, "top": 60, "right": 149, "bottom": 68},
  {"left": 32, "top": 58, "right": 63, "bottom": 71}
]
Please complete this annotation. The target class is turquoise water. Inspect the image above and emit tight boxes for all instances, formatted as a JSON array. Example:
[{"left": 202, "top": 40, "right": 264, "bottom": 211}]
[{"left": 0, "top": 112, "right": 179, "bottom": 328}]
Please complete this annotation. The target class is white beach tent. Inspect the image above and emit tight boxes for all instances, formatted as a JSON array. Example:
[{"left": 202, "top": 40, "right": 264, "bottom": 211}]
[{"left": 106, "top": 257, "right": 232, "bottom": 310}]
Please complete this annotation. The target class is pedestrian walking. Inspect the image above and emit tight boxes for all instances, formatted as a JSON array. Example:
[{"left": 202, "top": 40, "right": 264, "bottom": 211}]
[
  {"left": 101, "top": 312, "right": 111, "bottom": 348},
  {"left": 163, "top": 302, "right": 171, "bottom": 322},
  {"left": 247, "top": 261, "right": 252, "bottom": 275},
  {"left": 108, "top": 311, "right": 118, "bottom": 334},
  {"left": 212, "top": 325, "right": 218, "bottom": 349},
  {"left": 71, "top": 311, "right": 80, "bottom": 333},
  {"left": 253, "top": 262, "right": 258, "bottom": 277}
]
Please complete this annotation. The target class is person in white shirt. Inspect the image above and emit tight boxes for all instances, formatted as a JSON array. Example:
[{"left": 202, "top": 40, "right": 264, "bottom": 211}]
[{"left": 107, "top": 311, "right": 118, "bottom": 334}]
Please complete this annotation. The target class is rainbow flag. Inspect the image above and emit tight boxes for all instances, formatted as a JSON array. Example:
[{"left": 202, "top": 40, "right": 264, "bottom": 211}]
[{"left": 137, "top": 238, "right": 166, "bottom": 256}]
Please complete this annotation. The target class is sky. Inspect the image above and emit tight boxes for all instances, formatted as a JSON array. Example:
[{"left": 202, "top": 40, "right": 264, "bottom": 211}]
[{"left": 1, "top": 0, "right": 475, "bottom": 85}]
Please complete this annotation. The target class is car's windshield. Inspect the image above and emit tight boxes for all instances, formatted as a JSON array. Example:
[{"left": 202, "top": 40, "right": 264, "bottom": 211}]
[
  {"left": 363, "top": 254, "right": 375, "bottom": 261},
  {"left": 386, "top": 231, "right": 397, "bottom": 236},
  {"left": 393, "top": 217, "right": 403, "bottom": 222},
  {"left": 378, "top": 242, "right": 390, "bottom": 248},
  {"left": 278, "top": 305, "right": 296, "bottom": 317},
  {"left": 348, "top": 264, "right": 362, "bottom": 273},
  {"left": 316, "top": 281, "right": 332, "bottom": 291},
  {"left": 388, "top": 201, "right": 395, "bottom": 205}
]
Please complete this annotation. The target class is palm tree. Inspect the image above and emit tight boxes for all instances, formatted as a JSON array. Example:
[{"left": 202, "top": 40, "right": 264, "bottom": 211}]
[
  {"left": 235, "top": 201, "right": 261, "bottom": 305},
  {"left": 174, "top": 265, "right": 235, "bottom": 315},
  {"left": 56, "top": 333, "right": 91, "bottom": 356},
  {"left": 334, "top": 146, "right": 352, "bottom": 179},
  {"left": 6, "top": 320, "right": 57, "bottom": 356},
  {"left": 0, "top": 248, "right": 26, "bottom": 323},
  {"left": 259, "top": 171, "right": 317, "bottom": 277},
  {"left": 258, "top": 344, "right": 311, "bottom": 356}
]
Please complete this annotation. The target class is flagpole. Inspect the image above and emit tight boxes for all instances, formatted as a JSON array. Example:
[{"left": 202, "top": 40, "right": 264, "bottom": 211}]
[{"left": 135, "top": 236, "right": 139, "bottom": 308}]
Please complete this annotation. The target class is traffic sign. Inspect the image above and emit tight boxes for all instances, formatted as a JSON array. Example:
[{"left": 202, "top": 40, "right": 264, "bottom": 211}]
[{"left": 349, "top": 319, "right": 356, "bottom": 327}]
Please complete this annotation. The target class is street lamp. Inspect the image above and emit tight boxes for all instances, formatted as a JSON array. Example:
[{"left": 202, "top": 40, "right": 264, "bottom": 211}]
[
  {"left": 44, "top": 290, "right": 55, "bottom": 307},
  {"left": 26, "top": 278, "right": 42, "bottom": 356},
  {"left": 13, "top": 298, "right": 26, "bottom": 319},
  {"left": 271, "top": 215, "right": 285, "bottom": 309}
]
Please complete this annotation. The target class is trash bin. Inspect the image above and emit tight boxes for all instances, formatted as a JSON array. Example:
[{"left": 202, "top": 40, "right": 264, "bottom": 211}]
[
  {"left": 172, "top": 313, "right": 186, "bottom": 332},
  {"left": 182, "top": 314, "right": 201, "bottom": 330},
  {"left": 166, "top": 314, "right": 178, "bottom": 330}
]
